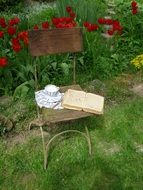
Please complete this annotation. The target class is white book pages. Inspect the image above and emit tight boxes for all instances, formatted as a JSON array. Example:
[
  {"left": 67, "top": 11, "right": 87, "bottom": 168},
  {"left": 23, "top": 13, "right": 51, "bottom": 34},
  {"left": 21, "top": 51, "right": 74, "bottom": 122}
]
[
  {"left": 83, "top": 93, "right": 104, "bottom": 114},
  {"left": 62, "top": 89, "right": 86, "bottom": 111},
  {"left": 62, "top": 89, "right": 104, "bottom": 114}
]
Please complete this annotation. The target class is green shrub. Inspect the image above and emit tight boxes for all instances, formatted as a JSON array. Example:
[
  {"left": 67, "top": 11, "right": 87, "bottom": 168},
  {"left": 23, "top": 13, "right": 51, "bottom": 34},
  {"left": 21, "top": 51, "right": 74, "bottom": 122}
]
[
  {"left": 27, "top": 4, "right": 56, "bottom": 28},
  {"left": 0, "top": 0, "right": 23, "bottom": 11},
  {"left": 1, "top": 0, "right": 143, "bottom": 97}
]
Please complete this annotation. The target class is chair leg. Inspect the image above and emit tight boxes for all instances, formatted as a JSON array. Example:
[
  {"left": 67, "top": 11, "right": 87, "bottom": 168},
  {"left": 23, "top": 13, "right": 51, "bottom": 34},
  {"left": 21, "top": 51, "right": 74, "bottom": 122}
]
[
  {"left": 40, "top": 127, "right": 47, "bottom": 170},
  {"left": 85, "top": 126, "right": 92, "bottom": 155},
  {"left": 40, "top": 127, "right": 92, "bottom": 170}
]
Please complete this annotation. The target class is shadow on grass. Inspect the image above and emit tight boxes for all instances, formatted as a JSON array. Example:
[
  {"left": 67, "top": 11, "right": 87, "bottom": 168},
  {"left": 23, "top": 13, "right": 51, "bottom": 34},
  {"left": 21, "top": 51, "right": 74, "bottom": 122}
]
[
  {"left": 46, "top": 155, "right": 122, "bottom": 190},
  {"left": 44, "top": 115, "right": 105, "bottom": 134},
  {"left": 42, "top": 115, "right": 105, "bottom": 166}
]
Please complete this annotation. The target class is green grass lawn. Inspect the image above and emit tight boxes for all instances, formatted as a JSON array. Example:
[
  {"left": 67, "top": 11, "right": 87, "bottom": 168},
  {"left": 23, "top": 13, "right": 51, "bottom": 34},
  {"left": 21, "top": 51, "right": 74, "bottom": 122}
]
[{"left": 0, "top": 74, "right": 143, "bottom": 190}]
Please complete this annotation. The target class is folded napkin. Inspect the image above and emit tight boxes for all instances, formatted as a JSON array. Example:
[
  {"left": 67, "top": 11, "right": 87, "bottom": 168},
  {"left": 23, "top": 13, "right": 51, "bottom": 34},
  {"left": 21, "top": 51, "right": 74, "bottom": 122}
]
[{"left": 35, "top": 89, "right": 64, "bottom": 109}]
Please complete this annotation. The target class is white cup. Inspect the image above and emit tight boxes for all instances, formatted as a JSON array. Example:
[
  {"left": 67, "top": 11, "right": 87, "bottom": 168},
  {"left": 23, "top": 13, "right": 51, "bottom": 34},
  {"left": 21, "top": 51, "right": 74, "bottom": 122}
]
[{"left": 44, "top": 84, "right": 59, "bottom": 97}]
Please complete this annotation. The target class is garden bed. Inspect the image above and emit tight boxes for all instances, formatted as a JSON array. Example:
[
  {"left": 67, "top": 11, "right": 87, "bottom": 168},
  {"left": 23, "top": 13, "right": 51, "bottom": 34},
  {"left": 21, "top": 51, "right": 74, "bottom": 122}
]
[{"left": 0, "top": 0, "right": 143, "bottom": 189}]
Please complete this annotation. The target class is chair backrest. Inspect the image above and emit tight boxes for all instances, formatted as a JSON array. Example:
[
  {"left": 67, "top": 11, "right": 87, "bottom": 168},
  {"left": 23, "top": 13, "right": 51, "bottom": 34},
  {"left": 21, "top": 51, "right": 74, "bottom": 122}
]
[{"left": 28, "top": 28, "right": 83, "bottom": 56}]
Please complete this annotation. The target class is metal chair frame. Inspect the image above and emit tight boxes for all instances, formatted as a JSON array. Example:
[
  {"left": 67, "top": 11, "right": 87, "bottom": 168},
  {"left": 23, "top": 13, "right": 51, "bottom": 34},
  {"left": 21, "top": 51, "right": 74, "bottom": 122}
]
[{"left": 28, "top": 28, "right": 92, "bottom": 169}]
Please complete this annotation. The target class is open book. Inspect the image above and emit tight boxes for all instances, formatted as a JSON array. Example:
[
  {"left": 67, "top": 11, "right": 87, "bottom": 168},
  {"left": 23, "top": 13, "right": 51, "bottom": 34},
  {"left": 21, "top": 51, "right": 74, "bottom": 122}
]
[{"left": 62, "top": 89, "right": 104, "bottom": 114}]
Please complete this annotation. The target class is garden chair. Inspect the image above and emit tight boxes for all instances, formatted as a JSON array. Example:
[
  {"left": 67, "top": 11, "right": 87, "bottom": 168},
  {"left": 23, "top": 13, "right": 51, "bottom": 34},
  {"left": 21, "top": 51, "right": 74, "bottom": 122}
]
[{"left": 28, "top": 28, "right": 92, "bottom": 169}]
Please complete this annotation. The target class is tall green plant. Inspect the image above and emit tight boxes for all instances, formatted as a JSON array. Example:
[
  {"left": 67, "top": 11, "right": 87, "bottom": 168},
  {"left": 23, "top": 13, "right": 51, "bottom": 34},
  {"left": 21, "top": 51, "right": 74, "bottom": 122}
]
[{"left": 56, "top": 0, "right": 107, "bottom": 24}]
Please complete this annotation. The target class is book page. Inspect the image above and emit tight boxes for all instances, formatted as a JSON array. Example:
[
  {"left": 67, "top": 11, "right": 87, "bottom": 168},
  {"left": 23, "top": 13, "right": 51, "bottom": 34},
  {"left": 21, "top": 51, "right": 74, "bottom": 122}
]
[
  {"left": 83, "top": 93, "right": 104, "bottom": 114},
  {"left": 62, "top": 89, "right": 86, "bottom": 111}
]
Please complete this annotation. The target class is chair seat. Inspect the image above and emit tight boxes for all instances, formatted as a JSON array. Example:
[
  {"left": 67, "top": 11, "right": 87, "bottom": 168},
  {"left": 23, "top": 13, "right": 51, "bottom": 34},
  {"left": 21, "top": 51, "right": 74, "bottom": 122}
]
[
  {"left": 30, "top": 85, "right": 92, "bottom": 128},
  {"left": 41, "top": 84, "right": 92, "bottom": 123},
  {"left": 41, "top": 106, "right": 92, "bottom": 124}
]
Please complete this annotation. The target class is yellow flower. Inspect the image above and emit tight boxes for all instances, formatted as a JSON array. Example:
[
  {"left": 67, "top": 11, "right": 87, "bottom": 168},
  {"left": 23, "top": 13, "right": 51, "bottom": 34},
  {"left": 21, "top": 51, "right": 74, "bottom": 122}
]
[
  {"left": 140, "top": 60, "right": 143, "bottom": 65},
  {"left": 131, "top": 54, "right": 143, "bottom": 69}
]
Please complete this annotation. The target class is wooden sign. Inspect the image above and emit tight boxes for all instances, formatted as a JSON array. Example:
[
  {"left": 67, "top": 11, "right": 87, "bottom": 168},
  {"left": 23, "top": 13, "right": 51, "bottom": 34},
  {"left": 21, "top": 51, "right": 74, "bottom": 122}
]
[{"left": 28, "top": 28, "right": 83, "bottom": 56}]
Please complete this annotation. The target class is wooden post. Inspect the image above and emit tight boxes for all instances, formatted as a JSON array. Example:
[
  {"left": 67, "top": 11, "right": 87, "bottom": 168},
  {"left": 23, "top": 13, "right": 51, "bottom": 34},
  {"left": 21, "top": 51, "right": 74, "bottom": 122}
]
[
  {"left": 73, "top": 53, "right": 76, "bottom": 84},
  {"left": 34, "top": 57, "right": 38, "bottom": 91},
  {"left": 34, "top": 57, "right": 40, "bottom": 118}
]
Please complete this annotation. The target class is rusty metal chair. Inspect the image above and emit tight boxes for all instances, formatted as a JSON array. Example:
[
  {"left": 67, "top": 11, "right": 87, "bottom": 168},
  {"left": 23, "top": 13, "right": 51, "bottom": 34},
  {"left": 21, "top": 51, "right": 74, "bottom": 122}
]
[{"left": 28, "top": 28, "right": 92, "bottom": 169}]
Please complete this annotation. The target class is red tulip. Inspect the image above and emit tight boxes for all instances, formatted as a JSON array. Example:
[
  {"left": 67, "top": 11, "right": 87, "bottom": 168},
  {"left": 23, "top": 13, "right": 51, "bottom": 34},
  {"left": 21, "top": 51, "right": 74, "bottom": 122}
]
[
  {"left": 131, "top": 1, "right": 137, "bottom": 8},
  {"left": 42, "top": 21, "right": 49, "bottom": 29},
  {"left": 132, "top": 9, "right": 138, "bottom": 14},
  {"left": 0, "top": 17, "right": 7, "bottom": 28},
  {"left": 11, "top": 37, "right": 19, "bottom": 44},
  {"left": 66, "top": 6, "right": 72, "bottom": 13},
  {"left": 87, "top": 24, "right": 99, "bottom": 32},
  {"left": 107, "top": 30, "right": 114, "bottom": 36},
  {"left": 83, "top": 22, "right": 90, "bottom": 28},
  {"left": 11, "top": 37, "right": 22, "bottom": 52},
  {"left": 0, "top": 57, "right": 7, "bottom": 67},
  {"left": 65, "top": 17, "right": 73, "bottom": 23},
  {"left": 9, "top": 17, "right": 20, "bottom": 26},
  {"left": 98, "top": 18, "right": 106, "bottom": 24},
  {"left": 69, "top": 12, "right": 76, "bottom": 19},
  {"left": 33, "top": 25, "right": 39, "bottom": 30},
  {"left": 18, "top": 31, "right": 28, "bottom": 45},
  {"left": 12, "top": 43, "right": 22, "bottom": 52},
  {"left": 0, "top": 30, "right": 4, "bottom": 38},
  {"left": 105, "top": 19, "right": 114, "bottom": 25},
  {"left": 7, "top": 26, "right": 16, "bottom": 36},
  {"left": 52, "top": 18, "right": 60, "bottom": 25}
]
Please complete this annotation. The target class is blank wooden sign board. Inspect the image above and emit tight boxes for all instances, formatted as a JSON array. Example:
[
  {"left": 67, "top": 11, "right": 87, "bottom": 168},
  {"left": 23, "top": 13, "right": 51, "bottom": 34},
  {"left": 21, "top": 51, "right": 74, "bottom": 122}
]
[{"left": 28, "top": 28, "right": 83, "bottom": 56}]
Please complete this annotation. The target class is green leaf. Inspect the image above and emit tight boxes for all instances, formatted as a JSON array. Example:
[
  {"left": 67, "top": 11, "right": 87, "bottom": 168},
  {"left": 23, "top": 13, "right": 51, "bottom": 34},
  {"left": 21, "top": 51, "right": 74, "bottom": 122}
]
[
  {"left": 111, "top": 54, "right": 119, "bottom": 61},
  {"left": 51, "top": 62, "right": 57, "bottom": 70},
  {"left": 13, "top": 81, "right": 33, "bottom": 100},
  {"left": 78, "top": 56, "right": 84, "bottom": 65},
  {"left": 60, "top": 62, "right": 70, "bottom": 76}
]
